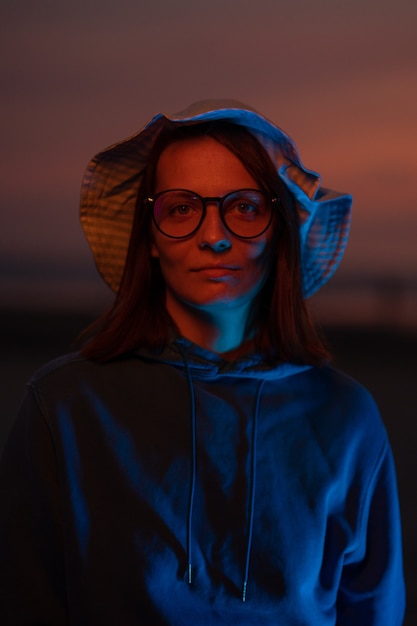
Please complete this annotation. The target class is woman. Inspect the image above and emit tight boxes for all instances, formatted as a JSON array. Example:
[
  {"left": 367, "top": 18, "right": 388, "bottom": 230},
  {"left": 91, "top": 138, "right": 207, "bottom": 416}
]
[{"left": 0, "top": 100, "right": 405, "bottom": 624}]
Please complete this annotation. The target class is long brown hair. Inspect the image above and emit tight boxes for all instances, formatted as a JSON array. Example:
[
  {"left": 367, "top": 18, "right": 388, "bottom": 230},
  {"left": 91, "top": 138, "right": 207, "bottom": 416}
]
[{"left": 80, "top": 121, "right": 328, "bottom": 364}]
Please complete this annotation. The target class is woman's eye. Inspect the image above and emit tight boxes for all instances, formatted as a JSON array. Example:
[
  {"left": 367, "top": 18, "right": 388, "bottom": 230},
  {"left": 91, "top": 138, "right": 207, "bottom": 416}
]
[
  {"left": 169, "top": 204, "right": 194, "bottom": 216},
  {"left": 238, "top": 202, "right": 256, "bottom": 213},
  {"left": 227, "top": 202, "right": 258, "bottom": 216}
]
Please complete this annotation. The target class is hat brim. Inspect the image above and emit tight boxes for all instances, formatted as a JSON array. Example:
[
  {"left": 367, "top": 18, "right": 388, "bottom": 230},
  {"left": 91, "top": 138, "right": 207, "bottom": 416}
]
[{"left": 80, "top": 99, "right": 352, "bottom": 297}]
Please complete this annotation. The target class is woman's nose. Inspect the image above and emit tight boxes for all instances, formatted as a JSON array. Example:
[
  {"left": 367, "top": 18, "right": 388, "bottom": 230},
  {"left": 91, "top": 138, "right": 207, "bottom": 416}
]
[{"left": 197, "top": 204, "right": 232, "bottom": 252}]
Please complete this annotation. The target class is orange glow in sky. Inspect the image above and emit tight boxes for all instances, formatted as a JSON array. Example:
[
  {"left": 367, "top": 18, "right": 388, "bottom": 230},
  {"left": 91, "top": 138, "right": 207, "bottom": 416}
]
[{"left": 1, "top": 0, "right": 416, "bottom": 316}]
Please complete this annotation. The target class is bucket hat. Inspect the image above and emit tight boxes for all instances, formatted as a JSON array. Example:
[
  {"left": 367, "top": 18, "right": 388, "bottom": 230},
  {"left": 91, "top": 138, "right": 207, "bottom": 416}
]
[{"left": 80, "top": 99, "right": 352, "bottom": 297}]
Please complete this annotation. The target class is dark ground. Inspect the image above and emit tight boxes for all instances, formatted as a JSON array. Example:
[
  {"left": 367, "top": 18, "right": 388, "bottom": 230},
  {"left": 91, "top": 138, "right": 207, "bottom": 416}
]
[{"left": 0, "top": 310, "right": 416, "bottom": 624}]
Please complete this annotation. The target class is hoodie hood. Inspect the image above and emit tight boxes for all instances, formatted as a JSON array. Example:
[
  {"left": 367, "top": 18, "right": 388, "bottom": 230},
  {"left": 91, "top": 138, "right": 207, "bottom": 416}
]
[{"left": 135, "top": 336, "right": 312, "bottom": 382}]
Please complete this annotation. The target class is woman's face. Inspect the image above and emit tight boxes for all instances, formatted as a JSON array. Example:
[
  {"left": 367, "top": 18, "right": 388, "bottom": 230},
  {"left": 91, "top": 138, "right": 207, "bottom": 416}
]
[{"left": 150, "top": 135, "right": 276, "bottom": 324}]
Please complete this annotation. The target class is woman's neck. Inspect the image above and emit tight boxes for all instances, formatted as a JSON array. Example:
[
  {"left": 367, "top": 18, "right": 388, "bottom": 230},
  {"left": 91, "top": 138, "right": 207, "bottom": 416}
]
[{"left": 166, "top": 294, "right": 254, "bottom": 357}]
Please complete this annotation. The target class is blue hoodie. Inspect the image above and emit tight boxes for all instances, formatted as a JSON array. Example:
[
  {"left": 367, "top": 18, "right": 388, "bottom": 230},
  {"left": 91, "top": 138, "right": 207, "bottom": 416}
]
[{"left": 0, "top": 338, "right": 405, "bottom": 625}]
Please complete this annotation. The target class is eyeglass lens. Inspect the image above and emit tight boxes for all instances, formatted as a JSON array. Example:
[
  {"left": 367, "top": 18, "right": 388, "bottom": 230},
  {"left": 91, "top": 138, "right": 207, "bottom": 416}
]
[{"left": 152, "top": 189, "right": 272, "bottom": 238}]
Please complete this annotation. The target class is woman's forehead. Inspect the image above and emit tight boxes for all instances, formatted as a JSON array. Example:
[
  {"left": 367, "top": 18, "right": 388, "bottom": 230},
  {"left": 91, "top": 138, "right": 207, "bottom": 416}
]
[{"left": 154, "top": 136, "right": 258, "bottom": 195}]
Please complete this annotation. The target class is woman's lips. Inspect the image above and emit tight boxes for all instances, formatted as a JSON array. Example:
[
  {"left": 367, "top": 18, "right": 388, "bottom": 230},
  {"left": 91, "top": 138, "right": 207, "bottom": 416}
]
[{"left": 191, "top": 265, "right": 240, "bottom": 279}]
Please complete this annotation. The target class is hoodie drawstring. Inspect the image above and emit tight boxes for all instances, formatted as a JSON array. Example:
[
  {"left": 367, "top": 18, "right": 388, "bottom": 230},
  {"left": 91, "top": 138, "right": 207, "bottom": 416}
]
[
  {"left": 177, "top": 343, "right": 197, "bottom": 585},
  {"left": 177, "top": 342, "right": 265, "bottom": 602},
  {"left": 242, "top": 378, "right": 265, "bottom": 602}
]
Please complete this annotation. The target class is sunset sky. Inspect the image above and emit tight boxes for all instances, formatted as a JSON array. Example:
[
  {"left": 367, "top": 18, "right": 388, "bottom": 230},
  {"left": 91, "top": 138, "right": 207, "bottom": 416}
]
[{"left": 1, "top": 0, "right": 416, "bottom": 318}]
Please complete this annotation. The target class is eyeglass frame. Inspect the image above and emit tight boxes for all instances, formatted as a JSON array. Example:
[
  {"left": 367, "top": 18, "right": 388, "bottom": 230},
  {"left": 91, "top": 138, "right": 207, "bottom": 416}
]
[{"left": 145, "top": 188, "right": 279, "bottom": 240}]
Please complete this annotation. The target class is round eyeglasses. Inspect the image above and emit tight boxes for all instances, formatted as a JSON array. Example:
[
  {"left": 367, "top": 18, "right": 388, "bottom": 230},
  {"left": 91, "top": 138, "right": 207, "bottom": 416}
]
[{"left": 146, "top": 189, "right": 278, "bottom": 239}]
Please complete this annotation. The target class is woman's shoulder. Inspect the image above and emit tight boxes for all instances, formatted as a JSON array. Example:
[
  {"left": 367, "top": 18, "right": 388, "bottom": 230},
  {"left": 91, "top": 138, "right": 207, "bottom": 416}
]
[
  {"left": 299, "top": 363, "right": 380, "bottom": 411},
  {"left": 295, "top": 363, "right": 388, "bottom": 455},
  {"left": 28, "top": 352, "right": 86, "bottom": 380},
  {"left": 28, "top": 352, "right": 103, "bottom": 386},
  {"left": 27, "top": 352, "right": 143, "bottom": 394}
]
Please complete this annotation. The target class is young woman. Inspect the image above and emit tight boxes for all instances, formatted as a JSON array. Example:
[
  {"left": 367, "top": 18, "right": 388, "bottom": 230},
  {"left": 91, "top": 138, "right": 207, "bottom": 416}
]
[{"left": 0, "top": 100, "right": 405, "bottom": 624}]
